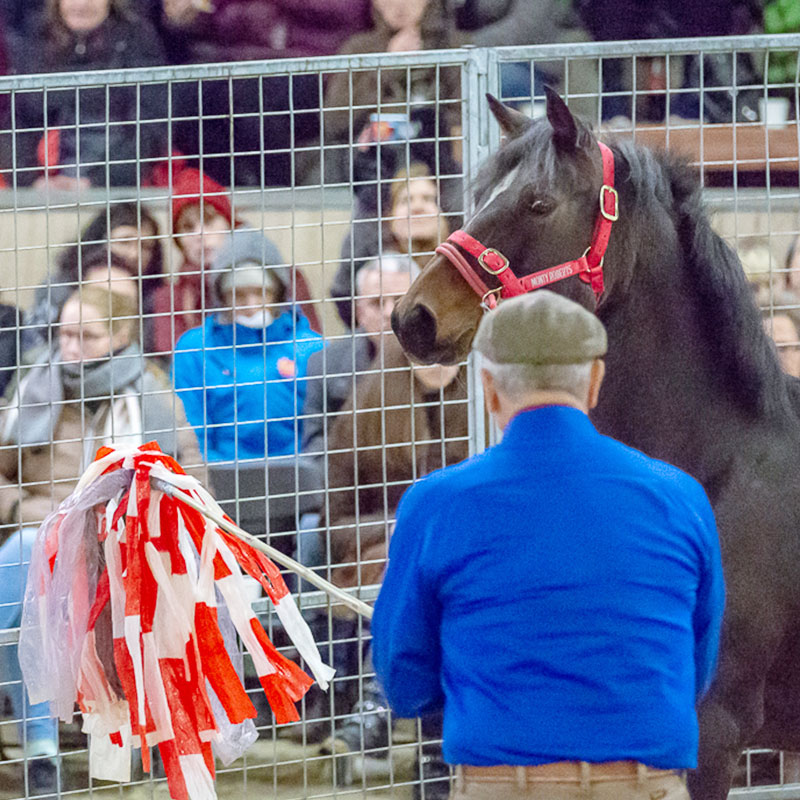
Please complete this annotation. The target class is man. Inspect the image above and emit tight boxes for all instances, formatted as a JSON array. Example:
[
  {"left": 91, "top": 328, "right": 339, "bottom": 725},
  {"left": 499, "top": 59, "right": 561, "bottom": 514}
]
[
  {"left": 372, "top": 290, "right": 725, "bottom": 800},
  {"left": 301, "top": 253, "right": 418, "bottom": 458},
  {"left": 289, "top": 252, "right": 417, "bottom": 745}
]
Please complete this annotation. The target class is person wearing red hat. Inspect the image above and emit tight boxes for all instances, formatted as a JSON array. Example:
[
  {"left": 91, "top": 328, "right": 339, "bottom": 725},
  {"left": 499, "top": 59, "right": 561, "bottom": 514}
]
[
  {"left": 151, "top": 167, "right": 237, "bottom": 355},
  {"left": 152, "top": 166, "right": 320, "bottom": 357}
]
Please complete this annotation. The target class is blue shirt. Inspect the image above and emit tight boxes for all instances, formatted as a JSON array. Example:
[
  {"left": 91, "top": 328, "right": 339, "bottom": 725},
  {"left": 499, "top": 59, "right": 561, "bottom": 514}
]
[
  {"left": 173, "top": 311, "right": 323, "bottom": 461},
  {"left": 372, "top": 405, "right": 724, "bottom": 769}
]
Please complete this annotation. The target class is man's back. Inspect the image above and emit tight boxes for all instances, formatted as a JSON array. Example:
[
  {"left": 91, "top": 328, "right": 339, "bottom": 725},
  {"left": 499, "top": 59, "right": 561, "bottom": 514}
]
[{"left": 372, "top": 405, "right": 723, "bottom": 770}]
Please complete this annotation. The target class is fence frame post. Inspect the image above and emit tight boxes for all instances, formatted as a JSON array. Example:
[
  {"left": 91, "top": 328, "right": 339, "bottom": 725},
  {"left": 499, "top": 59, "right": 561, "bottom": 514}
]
[{"left": 463, "top": 46, "right": 502, "bottom": 456}]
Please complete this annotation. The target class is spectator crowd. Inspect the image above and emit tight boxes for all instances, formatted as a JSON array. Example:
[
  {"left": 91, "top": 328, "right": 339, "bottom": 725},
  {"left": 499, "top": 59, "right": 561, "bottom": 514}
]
[
  {"left": 0, "top": 0, "right": 774, "bottom": 189},
  {"left": 0, "top": 147, "right": 471, "bottom": 795}
]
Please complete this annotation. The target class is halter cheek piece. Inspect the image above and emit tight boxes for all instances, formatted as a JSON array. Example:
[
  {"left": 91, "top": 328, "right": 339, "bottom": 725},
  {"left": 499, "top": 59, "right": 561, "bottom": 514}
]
[{"left": 435, "top": 141, "right": 618, "bottom": 310}]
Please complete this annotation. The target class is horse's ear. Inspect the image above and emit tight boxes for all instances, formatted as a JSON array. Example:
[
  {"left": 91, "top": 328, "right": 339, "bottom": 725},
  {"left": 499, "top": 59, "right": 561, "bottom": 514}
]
[
  {"left": 486, "top": 93, "right": 531, "bottom": 140},
  {"left": 545, "top": 86, "right": 580, "bottom": 152}
]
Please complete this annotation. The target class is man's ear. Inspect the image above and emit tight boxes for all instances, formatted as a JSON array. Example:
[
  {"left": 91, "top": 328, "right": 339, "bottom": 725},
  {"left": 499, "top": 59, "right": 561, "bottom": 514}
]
[
  {"left": 588, "top": 358, "right": 606, "bottom": 409},
  {"left": 481, "top": 368, "right": 501, "bottom": 416}
]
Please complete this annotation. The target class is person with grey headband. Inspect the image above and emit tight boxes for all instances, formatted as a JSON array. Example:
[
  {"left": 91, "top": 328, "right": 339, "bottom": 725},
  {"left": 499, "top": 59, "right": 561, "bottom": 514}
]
[
  {"left": 0, "top": 285, "right": 201, "bottom": 797},
  {"left": 372, "top": 291, "right": 724, "bottom": 800},
  {"left": 173, "top": 228, "right": 323, "bottom": 462}
]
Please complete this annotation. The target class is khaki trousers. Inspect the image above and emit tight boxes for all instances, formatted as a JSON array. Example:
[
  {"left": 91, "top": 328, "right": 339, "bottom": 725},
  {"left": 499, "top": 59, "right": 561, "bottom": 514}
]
[{"left": 450, "top": 762, "right": 690, "bottom": 800}]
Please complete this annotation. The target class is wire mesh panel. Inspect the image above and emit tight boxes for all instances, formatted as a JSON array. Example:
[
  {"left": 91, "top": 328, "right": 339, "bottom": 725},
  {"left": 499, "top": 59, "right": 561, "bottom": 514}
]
[
  {"left": 0, "top": 49, "right": 472, "bottom": 800},
  {"left": 0, "top": 35, "right": 796, "bottom": 800}
]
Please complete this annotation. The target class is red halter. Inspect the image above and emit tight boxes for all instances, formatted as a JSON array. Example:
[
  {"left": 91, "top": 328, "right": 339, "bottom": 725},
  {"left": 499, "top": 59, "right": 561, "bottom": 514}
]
[{"left": 435, "top": 141, "right": 618, "bottom": 310}]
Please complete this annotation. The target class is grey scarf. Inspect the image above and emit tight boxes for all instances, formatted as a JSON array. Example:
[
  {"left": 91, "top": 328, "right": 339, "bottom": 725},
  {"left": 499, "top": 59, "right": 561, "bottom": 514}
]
[{"left": 2, "top": 344, "right": 180, "bottom": 458}]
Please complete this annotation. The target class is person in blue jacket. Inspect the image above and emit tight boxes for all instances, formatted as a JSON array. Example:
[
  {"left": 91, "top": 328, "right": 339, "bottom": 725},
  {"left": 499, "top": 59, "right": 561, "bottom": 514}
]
[
  {"left": 371, "top": 290, "right": 725, "bottom": 800},
  {"left": 173, "top": 229, "right": 323, "bottom": 462}
]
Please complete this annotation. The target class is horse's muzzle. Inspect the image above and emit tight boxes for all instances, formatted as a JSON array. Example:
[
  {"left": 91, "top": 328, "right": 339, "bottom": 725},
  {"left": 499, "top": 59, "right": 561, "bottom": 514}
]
[{"left": 391, "top": 303, "right": 439, "bottom": 364}]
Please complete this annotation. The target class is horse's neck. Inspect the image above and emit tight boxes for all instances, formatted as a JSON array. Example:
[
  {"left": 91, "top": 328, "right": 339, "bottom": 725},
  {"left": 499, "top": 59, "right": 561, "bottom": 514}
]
[{"left": 593, "top": 261, "right": 777, "bottom": 487}]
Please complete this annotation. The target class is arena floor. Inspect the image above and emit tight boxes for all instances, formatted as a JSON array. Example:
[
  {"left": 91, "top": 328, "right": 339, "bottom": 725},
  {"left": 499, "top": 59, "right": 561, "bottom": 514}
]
[{"left": 0, "top": 726, "right": 420, "bottom": 799}]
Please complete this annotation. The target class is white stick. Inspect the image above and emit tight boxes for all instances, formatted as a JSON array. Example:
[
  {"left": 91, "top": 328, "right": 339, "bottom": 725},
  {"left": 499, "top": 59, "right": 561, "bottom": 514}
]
[{"left": 153, "top": 479, "right": 374, "bottom": 620}]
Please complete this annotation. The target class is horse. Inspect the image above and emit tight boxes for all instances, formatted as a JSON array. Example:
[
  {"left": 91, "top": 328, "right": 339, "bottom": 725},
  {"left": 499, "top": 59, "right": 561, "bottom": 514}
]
[{"left": 391, "top": 88, "right": 800, "bottom": 799}]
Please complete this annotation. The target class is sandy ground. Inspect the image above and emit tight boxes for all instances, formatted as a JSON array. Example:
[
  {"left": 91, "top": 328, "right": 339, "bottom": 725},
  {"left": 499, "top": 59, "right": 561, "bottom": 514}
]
[{"left": 0, "top": 723, "right": 423, "bottom": 800}]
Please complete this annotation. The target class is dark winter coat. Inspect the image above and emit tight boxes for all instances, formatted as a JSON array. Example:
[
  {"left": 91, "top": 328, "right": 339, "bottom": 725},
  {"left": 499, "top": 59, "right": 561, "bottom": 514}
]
[
  {"left": 323, "top": 0, "right": 465, "bottom": 143},
  {"left": 0, "top": 304, "right": 18, "bottom": 397},
  {"left": 10, "top": 11, "right": 167, "bottom": 186},
  {"left": 576, "top": 0, "right": 763, "bottom": 40},
  {"left": 163, "top": 0, "right": 371, "bottom": 63}
]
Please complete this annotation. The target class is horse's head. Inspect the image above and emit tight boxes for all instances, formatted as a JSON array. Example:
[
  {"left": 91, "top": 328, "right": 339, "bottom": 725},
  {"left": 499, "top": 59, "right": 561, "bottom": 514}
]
[{"left": 392, "top": 88, "right": 615, "bottom": 364}]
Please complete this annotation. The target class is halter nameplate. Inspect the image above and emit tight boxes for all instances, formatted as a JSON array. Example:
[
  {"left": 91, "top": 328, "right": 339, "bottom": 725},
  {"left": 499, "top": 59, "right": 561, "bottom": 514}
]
[{"left": 435, "top": 141, "right": 617, "bottom": 309}]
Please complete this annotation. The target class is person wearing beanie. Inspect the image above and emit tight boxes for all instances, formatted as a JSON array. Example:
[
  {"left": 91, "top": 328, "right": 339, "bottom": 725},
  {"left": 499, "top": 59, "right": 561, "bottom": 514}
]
[
  {"left": 371, "top": 291, "right": 725, "bottom": 800},
  {"left": 173, "top": 229, "right": 323, "bottom": 463},
  {"left": 151, "top": 167, "right": 236, "bottom": 355},
  {"left": 170, "top": 166, "right": 235, "bottom": 232}
]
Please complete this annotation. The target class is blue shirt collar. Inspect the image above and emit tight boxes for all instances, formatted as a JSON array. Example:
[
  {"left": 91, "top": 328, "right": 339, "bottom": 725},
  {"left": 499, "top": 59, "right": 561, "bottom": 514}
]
[{"left": 502, "top": 404, "right": 596, "bottom": 447}]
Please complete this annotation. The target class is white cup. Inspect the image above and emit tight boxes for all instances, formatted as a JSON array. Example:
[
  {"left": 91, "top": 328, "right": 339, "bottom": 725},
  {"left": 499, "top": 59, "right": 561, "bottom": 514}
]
[{"left": 759, "top": 96, "right": 791, "bottom": 127}]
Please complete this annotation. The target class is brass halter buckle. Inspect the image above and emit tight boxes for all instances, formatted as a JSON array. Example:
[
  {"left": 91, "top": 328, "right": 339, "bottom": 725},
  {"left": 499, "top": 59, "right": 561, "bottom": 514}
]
[
  {"left": 600, "top": 184, "right": 619, "bottom": 222},
  {"left": 478, "top": 248, "right": 509, "bottom": 276}
]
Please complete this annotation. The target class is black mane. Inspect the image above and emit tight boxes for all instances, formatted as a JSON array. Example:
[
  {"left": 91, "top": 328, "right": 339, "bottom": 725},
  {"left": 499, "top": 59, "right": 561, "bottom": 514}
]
[{"left": 609, "top": 139, "right": 793, "bottom": 421}]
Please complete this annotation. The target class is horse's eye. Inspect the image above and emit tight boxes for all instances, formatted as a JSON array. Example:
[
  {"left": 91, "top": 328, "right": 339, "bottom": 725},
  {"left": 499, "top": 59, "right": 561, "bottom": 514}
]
[{"left": 530, "top": 198, "right": 554, "bottom": 215}]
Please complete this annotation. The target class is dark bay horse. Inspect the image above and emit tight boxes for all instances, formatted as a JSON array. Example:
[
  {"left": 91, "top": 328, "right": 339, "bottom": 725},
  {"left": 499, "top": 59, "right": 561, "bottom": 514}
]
[{"left": 391, "top": 89, "right": 800, "bottom": 799}]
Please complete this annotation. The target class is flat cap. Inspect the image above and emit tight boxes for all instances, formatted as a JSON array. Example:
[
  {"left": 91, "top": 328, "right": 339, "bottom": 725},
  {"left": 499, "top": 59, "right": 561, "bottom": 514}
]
[{"left": 472, "top": 290, "right": 607, "bottom": 365}]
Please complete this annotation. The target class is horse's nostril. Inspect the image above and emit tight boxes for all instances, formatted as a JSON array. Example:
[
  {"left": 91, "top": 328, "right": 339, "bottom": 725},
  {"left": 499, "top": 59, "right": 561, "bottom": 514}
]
[{"left": 392, "top": 304, "right": 438, "bottom": 360}]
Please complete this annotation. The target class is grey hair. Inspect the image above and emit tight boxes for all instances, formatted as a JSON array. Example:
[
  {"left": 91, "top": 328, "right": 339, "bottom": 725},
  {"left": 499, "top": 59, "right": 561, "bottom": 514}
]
[
  {"left": 356, "top": 253, "right": 420, "bottom": 295},
  {"left": 481, "top": 356, "right": 594, "bottom": 403}
]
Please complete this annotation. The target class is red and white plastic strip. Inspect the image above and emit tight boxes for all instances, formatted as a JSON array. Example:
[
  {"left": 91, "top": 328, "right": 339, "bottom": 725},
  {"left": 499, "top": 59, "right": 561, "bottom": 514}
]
[{"left": 19, "top": 443, "right": 335, "bottom": 800}]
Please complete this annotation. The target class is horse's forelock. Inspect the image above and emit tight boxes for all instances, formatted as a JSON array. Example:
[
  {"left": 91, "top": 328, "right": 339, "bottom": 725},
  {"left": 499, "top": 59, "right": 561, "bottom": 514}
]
[
  {"left": 521, "top": 122, "right": 585, "bottom": 187},
  {"left": 473, "top": 136, "right": 530, "bottom": 205},
  {"left": 473, "top": 122, "right": 592, "bottom": 211}
]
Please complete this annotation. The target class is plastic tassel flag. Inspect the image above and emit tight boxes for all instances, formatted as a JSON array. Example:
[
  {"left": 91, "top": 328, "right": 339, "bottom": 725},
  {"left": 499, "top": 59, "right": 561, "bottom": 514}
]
[{"left": 18, "top": 443, "right": 335, "bottom": 800}]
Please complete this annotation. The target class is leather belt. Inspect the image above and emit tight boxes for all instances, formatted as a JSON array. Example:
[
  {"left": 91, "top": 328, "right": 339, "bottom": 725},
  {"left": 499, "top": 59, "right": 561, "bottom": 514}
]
[{"left": 459, "top": 761, "right": 679, "bottom": 784}]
